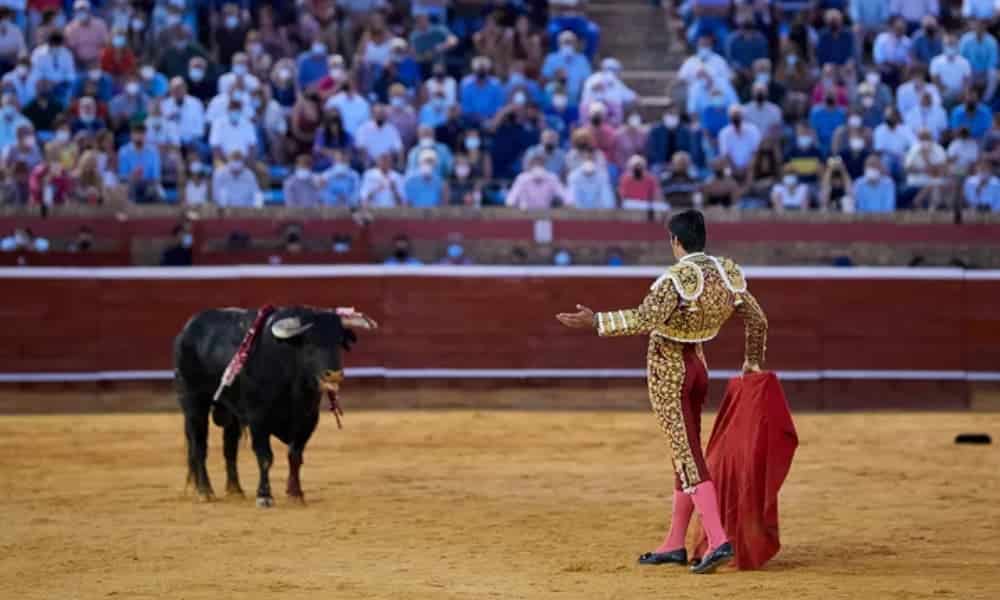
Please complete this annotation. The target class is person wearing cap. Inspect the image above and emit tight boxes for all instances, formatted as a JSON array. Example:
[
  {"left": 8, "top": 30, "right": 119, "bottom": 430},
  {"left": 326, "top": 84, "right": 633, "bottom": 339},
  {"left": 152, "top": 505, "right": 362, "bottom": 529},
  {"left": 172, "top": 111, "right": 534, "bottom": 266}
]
[
  {"left": 406, "top": 124, "right": 452, "bottom": 178},
  {"left": 212, "top": 149, "right": 261, "bottom": 207},
  {"left": 460, "top": 55, "right": 505, "bottom": 123},
  {"left": 718, "top": 105, "right": 761, "bottom": 177},
  {"left": 64, "top": 0, "right": 109, "bottom": 67},
  {"left": 208, "top": 97, "right": 257, "bottom": 163},
  {"left": 403, "top": 149, "right": 449, "bottom": 207},
  {"left": 117, "top": 122, "right": 162, "bottom": 203},
  {"left": 542, "top": 30, "right": 591, "bottom": 102}
]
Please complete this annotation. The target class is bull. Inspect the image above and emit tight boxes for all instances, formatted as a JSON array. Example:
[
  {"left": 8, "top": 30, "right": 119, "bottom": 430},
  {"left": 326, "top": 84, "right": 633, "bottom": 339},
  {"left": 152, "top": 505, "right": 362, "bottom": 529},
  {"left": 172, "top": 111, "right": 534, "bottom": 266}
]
[{"left": 173, "top": 306, "right": 377, "bottom": 507}]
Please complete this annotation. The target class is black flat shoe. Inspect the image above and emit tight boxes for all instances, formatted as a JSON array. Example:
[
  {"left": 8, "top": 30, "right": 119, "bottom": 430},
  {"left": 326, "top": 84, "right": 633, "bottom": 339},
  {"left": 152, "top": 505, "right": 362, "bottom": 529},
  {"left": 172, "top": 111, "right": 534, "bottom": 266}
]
[
  {"left": 690, "top": 542, "right": 733, "bottom": 574},
  {"left": 638, "top": 549, "right": 688, "bottom": 565}
]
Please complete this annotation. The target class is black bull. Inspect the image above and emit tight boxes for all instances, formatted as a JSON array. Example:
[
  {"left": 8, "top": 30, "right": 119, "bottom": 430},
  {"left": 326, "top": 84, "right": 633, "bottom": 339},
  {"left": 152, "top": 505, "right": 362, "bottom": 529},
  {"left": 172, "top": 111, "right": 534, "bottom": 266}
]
[{"left": 173, "top": 306, "right": 377, "bottom": 507}]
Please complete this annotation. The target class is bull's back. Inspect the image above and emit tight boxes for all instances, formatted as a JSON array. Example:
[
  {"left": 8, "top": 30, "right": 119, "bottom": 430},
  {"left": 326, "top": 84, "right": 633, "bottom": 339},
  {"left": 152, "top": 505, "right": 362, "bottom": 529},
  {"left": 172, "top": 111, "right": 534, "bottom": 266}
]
[{"left": 174, "top": 308, "right": 253, "bottom": 390}]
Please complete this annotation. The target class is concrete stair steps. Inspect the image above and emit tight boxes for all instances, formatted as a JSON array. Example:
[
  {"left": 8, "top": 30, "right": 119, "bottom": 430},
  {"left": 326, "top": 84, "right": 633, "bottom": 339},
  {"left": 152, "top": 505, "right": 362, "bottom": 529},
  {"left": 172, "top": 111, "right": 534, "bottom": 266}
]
[{"left": 620, "top": 70, "right": 678, "bottom": 96}]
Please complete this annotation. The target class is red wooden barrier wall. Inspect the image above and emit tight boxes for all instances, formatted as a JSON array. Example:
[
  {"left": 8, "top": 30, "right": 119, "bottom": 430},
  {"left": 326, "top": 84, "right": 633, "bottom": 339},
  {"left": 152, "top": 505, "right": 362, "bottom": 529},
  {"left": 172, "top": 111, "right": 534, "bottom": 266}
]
[{"left": 2, "top": 270, "right": 999, "bottom": 377}]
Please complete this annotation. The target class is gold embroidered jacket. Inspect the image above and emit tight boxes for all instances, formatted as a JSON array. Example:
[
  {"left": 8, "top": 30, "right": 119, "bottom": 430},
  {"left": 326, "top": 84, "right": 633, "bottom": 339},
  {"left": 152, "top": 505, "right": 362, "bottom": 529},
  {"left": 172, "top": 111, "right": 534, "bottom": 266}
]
[{"left": 595, "top": 253, "right": 768, "bottom": 367}]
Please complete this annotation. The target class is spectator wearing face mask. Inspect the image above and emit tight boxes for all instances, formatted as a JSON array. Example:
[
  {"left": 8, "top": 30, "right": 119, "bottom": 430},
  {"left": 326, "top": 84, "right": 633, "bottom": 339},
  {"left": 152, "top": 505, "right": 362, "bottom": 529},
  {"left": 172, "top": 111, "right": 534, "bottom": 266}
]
[
  {"left": 419, "top": 88, "right": 451, "bottom": 129},
  {"left": 212, "top": 150, "right": 260, "bottom": 207},
  {"left": 215, "top": 3, "right": 249, "bottom": 67},
  {"left": 423, "top": 61, "right": 457, "bottom": 109},
  {"left": 64, "top": 0, "right": 109, "bottom": 67},
  {"left": 904, "top": 92, "right": 948, "bottom": 140},
  {"left": 385, "top": 84, "right": 417, "bottom": 150},
  {"left": 409, "top": 13, "right": 458, "bottom": 76},
  {"left": 832, "top": 114, "right": 871, "bottom": 169},
  {"left": 2, "top": 125, "right": 41, "bottom": 172},
  {"left": 183, "top": 161, "right": 209, "bottom": 205},
  {"left": 460, "top": 56, "right": 506, "bottom": 123},
  {"left": 809, "top": 92, "right": 847, "bottom": 156},
  {"left": 69, "top": 96, "right": 105, "bottom": 135},
  {"left": 910, "top": 16, "right": 944, "bottom": 67},
  {"left": 541, "top": 31, "right": 591, "bottom": 102},
  {"left": 580, "top": 103, "right": 616, "bottom": 160},
  {"left": 541, "top": 82, "right": 578, "bottom": 141},
  {"left": 297, "top": 40, "right": 330, "bottom": 91},
  {"left": 99, "top": 27, "right": 136, "bottom": 82},
  {"left": 852, "top": 155, "right": 896, "bottom": 213},
  {"left": 618, "top": 154, "right": 662, "bottom": 211},
  {"left": 108, "top": 75, "right": 148, "bottom": 133},
  {"left": 449, "top": 154, "right": 481, "bottom": 206},
  {"left": 818, "top": 155, "right": 853, "bottom": 211},
  {"left": 460, "top": 128, "right": 493, "bottom": 182},
  {"left": 160, "top": 223, "right": 193, "bottom": 266},
  {"left": 947, "top": 127, "right": 981, "bottom": 175},
  {"left": 269, "top": 61, "right": 297, "bottom": 108},
  {"left": 384, "top": 234, "right": 422, "bottom": 266},
  {"left": 896, "top": 67, "right": 942, "bottom": 116},
  {"left": 582, "top": 58, "right": 636, "bottom": 111},
  {"left": 282, "top": 154, "right": 323, "bottom": 207},
  {"left": 320, "top": 149, "right": 361, "bottom": 207},
  {"left": 360, "top": 153, "right": 405, "bottom": 208},
  {"left": 522, "top": 129, "right": 567, "bottom": 178},
  {"left": 567, "top": 155, "right": 615, "bottom": 210},
  {"left": 742, "top": 83, "right": 782, "bottom": 139},
  {"left": 873, "top": 16, "right": 911, "bottom": 87},
  {"left": 3, "top": 58, "right": 38, "bottom": 108},
  {"left": 506, "top": 61, "right": 545, "bottom": 108},
  {"left": 873, "top": 108, "right": 916, "bottom": 179},
  {"left": 208, "top": 98, "right": 257, "bottom": 164},
  {"left": 659, "top": 151, "right": 700, "bottom": 209},
  {"left": 487, "top": 100, "right": 542, "bottom": 180},
  {"left": 161, "top": 77, "right": 206, "bottom": 150},
  {"left": 19, "top": 79, "right": 60, "bottom": 133},
  {"left": 611, "top": 113, "right": 648, "bottom": 172},
  {"left": 156, "top": 27, "right": 206, "bottom": 81},
  {"left": 0, "top": 9, "right": 25, "bottom": 73},
  {"left": 771, "top": 169, "right": 811, "bottom": 212},
  {"left": 646, "top": 104, "right": 706, "bottom": 174},
  {"left": 404, "top": 150, "right": 449, "bottom": 208},
  {"left": 355, "top": 103, "right": 402, "bottom": 165},
  {"left": 718, "top": 105, "right": 761, "bottom": 177},
  {"left": 930, "top": 34, "right": 972, "bottom": 105},
  {"left": 811, "top": 63, "right": 850, "bottom": 109},
  {"left": 903, "top": 128, "right": 948, "bottom": 209},
  {"left": 506, "top": 154, "right": 568, "bottom": 210},
  {"left": 964, "top": 159, "right": 1000, "bottom": 211},
  {"left": 0, "top": 93, "right": 30, "bottom": 149},
  {"left": 678, "top": 34, "right": 732, "bottom": 87},
  {"left": 784, "top": 124, "right": 825, "bottom": 186},
  {"left": 217, "top": 53, "right": 259, "bottom": 97},
  {"left": 72, "top": 65, "right": 114, "bottom": 103},
  {"left": 30, "top": 31, "right": 75, "bottom": 100},
  {"left": 117, "top": 123, "right": 161, "bottom": 203},
  {"left": 407, "top": 124, "right": 452, "bottom": 178},
  {"left": 184, "top": 57, "right": 216, "bottom": 103},
  {"left": 138, "top": 65, "right": 168, "bottom": 99},
  {"left": 950, "top": 90, "right": 993, "bottom": 140},
  {"left": 816, "top": 9, "right": 854, "bottom": 67}
]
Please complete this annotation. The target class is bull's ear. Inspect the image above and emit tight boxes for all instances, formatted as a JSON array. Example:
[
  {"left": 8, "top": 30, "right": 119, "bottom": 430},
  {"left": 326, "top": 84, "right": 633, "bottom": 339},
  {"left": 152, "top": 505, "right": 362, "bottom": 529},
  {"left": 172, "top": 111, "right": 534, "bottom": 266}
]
[
  {"left": 341, "top": 329, "right": 358, "bottom": 352},
  {"left": 271, "top": 317, "right": 314, "bottom": 339},
  {"left": 336, "top": 307, "right": 379, "bottom": 331}
]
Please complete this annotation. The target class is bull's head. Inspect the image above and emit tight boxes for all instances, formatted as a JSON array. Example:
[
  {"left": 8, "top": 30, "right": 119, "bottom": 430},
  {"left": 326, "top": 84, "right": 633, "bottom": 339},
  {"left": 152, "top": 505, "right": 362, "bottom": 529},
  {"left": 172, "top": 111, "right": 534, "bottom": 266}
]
[{"left": 269, "top": 307, "right": 378, "bottom": 416}]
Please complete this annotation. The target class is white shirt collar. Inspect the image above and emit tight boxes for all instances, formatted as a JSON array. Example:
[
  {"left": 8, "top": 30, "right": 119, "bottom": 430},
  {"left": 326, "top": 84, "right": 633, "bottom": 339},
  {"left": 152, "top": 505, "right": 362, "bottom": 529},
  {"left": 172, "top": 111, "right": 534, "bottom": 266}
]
[{"left": 680, "top": 251, "right": 705, "bottom": 263}]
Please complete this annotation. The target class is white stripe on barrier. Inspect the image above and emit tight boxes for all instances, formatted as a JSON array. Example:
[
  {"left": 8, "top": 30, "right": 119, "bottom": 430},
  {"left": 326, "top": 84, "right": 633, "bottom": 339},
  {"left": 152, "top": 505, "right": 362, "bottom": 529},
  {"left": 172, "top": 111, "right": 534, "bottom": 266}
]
[
  {"left": 0, "top": 265, "right": 988, "bottom": 280},
  {"left": 0, "top": 369, "right": 997, "bottom": 383}
]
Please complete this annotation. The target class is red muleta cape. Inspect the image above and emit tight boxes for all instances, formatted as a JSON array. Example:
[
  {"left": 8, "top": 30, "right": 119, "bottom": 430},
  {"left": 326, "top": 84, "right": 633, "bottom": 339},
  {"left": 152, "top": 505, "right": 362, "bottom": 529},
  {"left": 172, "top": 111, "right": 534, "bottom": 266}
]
[{"left": 693, "top": 371, "right": 798, "bottom": 570}]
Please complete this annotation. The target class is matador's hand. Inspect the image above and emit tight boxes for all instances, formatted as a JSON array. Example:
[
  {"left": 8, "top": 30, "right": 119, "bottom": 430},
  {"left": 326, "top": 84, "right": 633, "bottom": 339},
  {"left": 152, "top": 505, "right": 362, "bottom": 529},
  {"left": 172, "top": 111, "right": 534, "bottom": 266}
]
[{"left": 556, "top": 304, "right": 595, "bottom": 329}]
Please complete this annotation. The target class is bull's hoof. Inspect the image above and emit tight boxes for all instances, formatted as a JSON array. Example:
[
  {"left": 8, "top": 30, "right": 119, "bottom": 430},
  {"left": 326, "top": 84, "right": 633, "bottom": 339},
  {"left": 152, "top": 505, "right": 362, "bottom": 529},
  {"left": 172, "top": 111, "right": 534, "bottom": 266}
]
[
  {"left": 286, "top": 493, "right": 306, "bottom": 505},
  {"left": 256, "top": 496, "right": 275, "bottom": 508},
  {"left": 197, "top": 492, "right": 215, "bottom": 503},
  {"left": 225, "top": 484, "right": 245, "bottom": 498}
]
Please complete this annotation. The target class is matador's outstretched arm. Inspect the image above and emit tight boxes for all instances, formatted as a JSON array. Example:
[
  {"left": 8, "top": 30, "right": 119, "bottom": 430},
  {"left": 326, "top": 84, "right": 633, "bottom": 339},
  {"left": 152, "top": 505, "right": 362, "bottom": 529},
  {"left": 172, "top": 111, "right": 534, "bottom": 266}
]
[{"left": 593, "top": 281, "right": 680, "bottom": 337}]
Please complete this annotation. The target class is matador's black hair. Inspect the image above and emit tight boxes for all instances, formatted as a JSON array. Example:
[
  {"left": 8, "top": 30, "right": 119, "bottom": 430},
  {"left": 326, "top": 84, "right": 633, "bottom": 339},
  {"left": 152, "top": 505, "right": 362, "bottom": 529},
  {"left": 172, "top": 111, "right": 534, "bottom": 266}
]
[{"left": 668, "top": 210, "right": 706, "bottom": 252}]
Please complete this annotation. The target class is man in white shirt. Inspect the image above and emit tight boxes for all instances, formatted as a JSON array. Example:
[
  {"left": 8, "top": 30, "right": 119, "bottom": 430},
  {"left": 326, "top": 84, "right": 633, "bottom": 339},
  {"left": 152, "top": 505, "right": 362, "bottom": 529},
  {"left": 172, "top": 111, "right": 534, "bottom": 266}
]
[
  {"left": 903, "top": 92, "right": 948, "bottom": 140},
  {"left": 359, "top": 153, "right": 406, "bottom": 207},
  {"left": 328, "top": 85, "right": 371, "bottom": 137},
  {"left": 354, "top": 104, "right": 403, "bottom": 164},
  {"left": 2, "top": 57, "right": 37, "bottom": 107},
  {"left": 212, "top": 150, "right": 261, "bottom": 207},
  {"left": 896, "top": 71, "right": 941, "bottom": 116},
  {"left": 874, "top": 108, "right": 917, "bottom": 175},
  {"left": 718, "top": 105, "right": 761, "bottom": 175},
  {"left": 160, "top": 77, "right": 205, "bottom": 143},
  {"left": 582, "top": 58, "right": 637, "bottom": 109},
  {"left": 677, "top": 34, "right": 732, "bottom": 86},
  {"left": 217, "top": 52, "right": 261, "bottom": 96},
  {"left": 145, "top": 100, "right": 181, "bottom": 147},
  {"left": 873, "top": 16, "right": 912, "bottom": 71},
  {"left": 903, "top": 128, "right": 947, "bottom": 209},
  {"left": 208, "top": 98, "right": 257, "bottom": 162},
  {"left": 930, "top": 34, "right": 973, "bottom": 103}
]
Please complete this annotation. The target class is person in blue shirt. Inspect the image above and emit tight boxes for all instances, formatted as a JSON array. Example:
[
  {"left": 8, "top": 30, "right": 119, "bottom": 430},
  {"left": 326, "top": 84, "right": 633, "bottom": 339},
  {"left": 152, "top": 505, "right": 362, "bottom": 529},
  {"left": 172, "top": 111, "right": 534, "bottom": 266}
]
[
  {"left": 910, "top": 16, "right": 943, "bottom": 66},
  {"left": 296, "top": 41, "right": 329, "bottom": 90},
  {"left": 460, "top": 56, "right": 505, "bottom": 124},
  {"left": 321, "top": 149, "right": 361, "bottom": 206},
  {"left": 959, "top": 21, "right": 998, "bottom": 101},
  {"left": 139, "top": 65, "right": 169, "bottom": 99},
  {"left": 72, "top": 68, "right": 114, "bottom": 102},
  {"left": 809, "top": 94, "right": 847, "bottom": 156},
  {"left": 647, "top": 106, "right": 707, "bottom": 172},
  {"left": 725, "top": 18, "right": 769, "bottom": 77},
  {"left": 852, "top": 156, "right": 896, "bottom": 212},
  {"left": 950, "top": 91, "right": 993, "bottom": 139},
  {"left": 117, "top": 123, "right": 162, "bottom": 203},
  {"left": 699, "top": 91, "right": 730, "bottom": 140},
  {"left": 816, "top": 9, "right": 855, "bottom": 66},
  {"left": 504, "top": 60, "right": 545, "bottom": 106},
  {"left": 403, "top": 151, "right": 449, "bottom": 207},
  {"left": 541, "top": 31, "right": 592, "bottom": 102},
  {"left": 488, "top": 102, "right": 542, "bottom": 180},
  {"left": 418, "top": 92, "right": 450, "bottom": 129}
]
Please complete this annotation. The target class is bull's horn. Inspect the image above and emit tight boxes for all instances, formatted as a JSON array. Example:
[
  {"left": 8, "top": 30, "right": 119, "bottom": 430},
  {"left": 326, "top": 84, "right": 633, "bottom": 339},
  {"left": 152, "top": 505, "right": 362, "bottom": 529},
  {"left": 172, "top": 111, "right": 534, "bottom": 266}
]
[
  {"left": 336, "top": 307, "right": 378, "bottom": 331},
  {"left": 271, "top": 317, "right": 314, "bottom": 339}
]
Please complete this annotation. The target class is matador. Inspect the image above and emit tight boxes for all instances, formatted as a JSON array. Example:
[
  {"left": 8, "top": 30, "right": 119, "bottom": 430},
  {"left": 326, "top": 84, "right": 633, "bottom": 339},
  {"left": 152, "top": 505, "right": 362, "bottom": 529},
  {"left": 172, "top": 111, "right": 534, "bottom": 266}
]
[{"left": 557, "top": 210, "right": 768, "bottom": 574}]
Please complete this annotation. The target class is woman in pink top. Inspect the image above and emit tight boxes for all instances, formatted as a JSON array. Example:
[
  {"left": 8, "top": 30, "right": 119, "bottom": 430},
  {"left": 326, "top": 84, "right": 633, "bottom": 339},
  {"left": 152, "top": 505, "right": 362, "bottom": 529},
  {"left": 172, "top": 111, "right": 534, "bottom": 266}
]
[
  {"left": 618, "top": 155, "right": 662, "bottom": 209},
  {"left": 506, "top": 155, "right": 569, "bottom": 210}
]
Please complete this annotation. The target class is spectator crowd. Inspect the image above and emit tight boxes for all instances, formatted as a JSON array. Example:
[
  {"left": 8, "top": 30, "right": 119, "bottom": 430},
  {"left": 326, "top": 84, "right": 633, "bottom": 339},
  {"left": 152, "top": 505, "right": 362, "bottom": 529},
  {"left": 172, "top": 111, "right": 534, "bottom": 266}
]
[{"left": 0, "top": 0, "right": 996, "bottom": 216}]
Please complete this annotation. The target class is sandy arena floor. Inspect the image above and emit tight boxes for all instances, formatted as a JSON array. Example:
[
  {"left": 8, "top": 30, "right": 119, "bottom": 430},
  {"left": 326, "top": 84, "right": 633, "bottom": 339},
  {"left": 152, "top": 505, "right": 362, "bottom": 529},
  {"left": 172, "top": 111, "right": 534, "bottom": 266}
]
[{"left": 1, "top": 410, "right": 999, "bottom": 600}]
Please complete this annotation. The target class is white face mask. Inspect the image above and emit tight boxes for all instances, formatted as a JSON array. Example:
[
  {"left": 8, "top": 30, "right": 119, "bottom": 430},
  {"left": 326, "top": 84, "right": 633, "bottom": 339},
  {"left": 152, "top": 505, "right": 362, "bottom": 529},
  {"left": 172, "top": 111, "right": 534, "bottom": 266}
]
[
  {"left": 866, "top": 73, "right": 880, "bottom": 87},
  {"left": 582, "top": 160, "right": 596, "bottom": 175},
  {"left": 230, "top": 159, "right": 244, "bottom": 171},
  {"left": 455, "top": 164, "right": 470, "bottom": 178},
  {"left": 465, "top": 137, "right": 480, "bottom": 151},
  {"left": 312, "top": 42, "right": 326, "bottom": 55},
  {"left": 296, "top": 167, "right": 311, "bottom": 178},
  {"left": 797, "top": 136, "right": 812, "bottom": 149},
  {"left": 189, "top": 67, "right": 205, "bottom": 81},
  {"left": 865, "top": 167, "right": 880, "bottom": 180},
  {"left": 531, "top": 165, "right": 546, "bottom": 177},
  {"left": 224, "top": 15, "right": 239, "bottom": 29},
  {"left": 232, "top": 64, "right": 248, "bottom": 76},
  {"left": 126, "top": 82, "right": 140, "bottom": 95},
  {"left": 55, "top": 130, "right": 70, "bottom": 142},
  {"left": 848, "top": 115, "right": 862, "bottom": 128},
  {"left": 15, "top": 65, "right": 27, "bottom": 76},
  {"left": 628, "top": 114, "right": 642, "bottom": 128},
  {"left": 419, "top": 163, "right": 434, "bottom": 176},
  {"left": 419, "top": 138, "right": 434, "bottom": 148},
  {"left": 861, "top": 96, "right": 874, "bottom": 108},
  {"left": 849, "top": 137, "right": 865, "bottom": 151},
  {"left": 513, "top": 92, "right": 527, "bottom": 106},
  {"left": 783, "top": 175, "right": 797, "bottom": 186},
  {"left": 559, "top": 44, "right": 574, "bottom": 57},
  {"left": 663, "top": 114, "right": 679, "bottom": 128},
  {"left": 551, "top": 95, "right": 568, "bottom": 110}
]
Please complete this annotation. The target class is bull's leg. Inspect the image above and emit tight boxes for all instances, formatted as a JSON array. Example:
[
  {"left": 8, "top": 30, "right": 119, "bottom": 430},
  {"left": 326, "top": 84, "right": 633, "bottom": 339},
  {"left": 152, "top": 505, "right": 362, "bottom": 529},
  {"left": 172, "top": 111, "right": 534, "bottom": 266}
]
[
  {"left": 249, "top": 424, "right": 274, "bottom": 508},
  {"left": 222, "top": 421, "right": 244, "bottom": 497},
  {"left": 184, "top": 407, "right": 214, "bottom": 501},
  {"left": 286, "top": 446, "right": 304, "bottom": 502}
]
